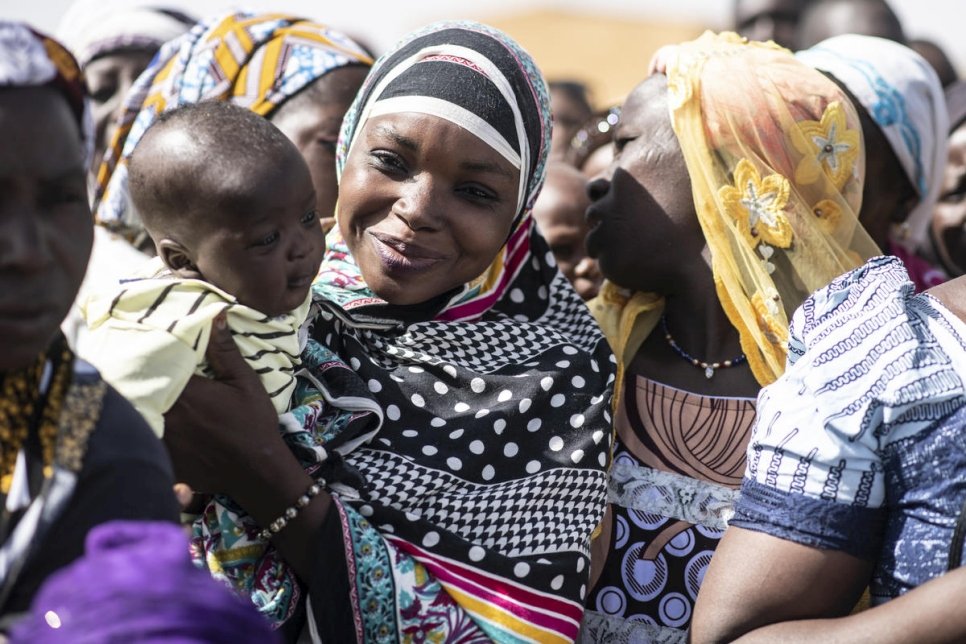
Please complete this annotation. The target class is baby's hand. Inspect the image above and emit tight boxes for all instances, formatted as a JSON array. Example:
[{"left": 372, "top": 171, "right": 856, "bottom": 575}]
[
  {"left": 174, "top": 483, "right": 209, "bottom": 513},
  {"left": 174, "top": 482, "right": 194, "bottom": 509}
]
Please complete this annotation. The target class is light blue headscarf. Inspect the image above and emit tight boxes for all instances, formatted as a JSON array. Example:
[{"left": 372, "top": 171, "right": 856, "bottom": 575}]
[{"left": 798, "top": 35, "right": 949, "bottom": 251}]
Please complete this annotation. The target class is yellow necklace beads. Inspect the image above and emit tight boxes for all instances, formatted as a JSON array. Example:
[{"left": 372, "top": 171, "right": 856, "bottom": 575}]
[{"left": 0, "top": 342, "right": 73, "bottom": 494}]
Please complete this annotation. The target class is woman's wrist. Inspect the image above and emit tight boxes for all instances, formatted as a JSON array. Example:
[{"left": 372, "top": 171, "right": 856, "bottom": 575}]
[
  {"left": 225, "top": 439, "right": 331, "bottom": 581},
  {"left": 256, "top": 478, "right": 326, "bottom": 541},
  {"left": 226, "top": 439, "right": 314, "bottom": 526}
]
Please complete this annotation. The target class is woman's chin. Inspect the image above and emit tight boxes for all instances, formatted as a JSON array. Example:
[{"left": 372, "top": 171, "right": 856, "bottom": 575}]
[
  {"left": 366, "top": 277, "right": 431, "bottom": 306},
  {"left": 361, "top": 260, "right": 459, "bottom": 306}
]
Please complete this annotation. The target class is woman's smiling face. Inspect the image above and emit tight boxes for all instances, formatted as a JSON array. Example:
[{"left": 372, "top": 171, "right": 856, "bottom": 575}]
[{"left": 337, "top": 112, "right": 520, "bottom": 306}]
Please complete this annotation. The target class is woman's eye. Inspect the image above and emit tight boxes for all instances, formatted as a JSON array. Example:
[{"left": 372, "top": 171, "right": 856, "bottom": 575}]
[
  {"left": 39, "top": 182, "right": 86, "bottom": 208},
  {"left": 459, "top": 185, "right": 498, "bottom": 204},
  {"left": 371, "top": 150, "right": 407, "bottom": 174},
  {"left": 300, "top": 209, "right": 318, "bottom": 224},
  {"left": 89, "top": 85, "right": 117, "bottom": 105},
  {"left": 316, "top": 138, "right": 337, "bottom": 153},
  {"left": 941, "top": 189, "right": 966, "bottom": 204}
]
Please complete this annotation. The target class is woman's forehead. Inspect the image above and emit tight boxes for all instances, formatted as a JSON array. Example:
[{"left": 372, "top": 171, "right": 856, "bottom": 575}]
[
  {"left": 0, "top": 87, "right": 85, "bottom": 176},
  {"left": 621, "top": 78, "right": 670, "bottom": 131}
]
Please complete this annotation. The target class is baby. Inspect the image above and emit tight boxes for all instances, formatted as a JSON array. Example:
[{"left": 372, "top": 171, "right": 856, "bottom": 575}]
[
  {"left": 82, "top": 102, "right": 380, "bottom": 629},
  {"left": 84, "top": 101, "right": 324, "bottom": 433}
]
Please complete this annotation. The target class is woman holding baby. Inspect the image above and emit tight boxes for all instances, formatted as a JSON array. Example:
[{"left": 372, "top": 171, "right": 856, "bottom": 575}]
[{"left": 161, "top": 21, "right": 613, "bottom": 642}]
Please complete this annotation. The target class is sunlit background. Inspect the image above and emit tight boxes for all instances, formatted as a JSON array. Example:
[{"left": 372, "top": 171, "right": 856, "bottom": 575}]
[{"left": 9, "top": 0, "right": 966, "bottom": 107}]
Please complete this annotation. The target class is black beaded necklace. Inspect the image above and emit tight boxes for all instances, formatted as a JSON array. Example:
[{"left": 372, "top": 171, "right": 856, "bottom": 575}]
[{"left": 660, "top": 315, "right": 747, "bottom": 379}]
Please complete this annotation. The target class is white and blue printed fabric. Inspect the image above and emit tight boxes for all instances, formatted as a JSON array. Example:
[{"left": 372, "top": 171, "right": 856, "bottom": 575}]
[
  {"left": 797, "top": 35, "right": 948, "bottom": 251},
  {"left": 733, "top": 256, "right": 966, "bottom": 604}
]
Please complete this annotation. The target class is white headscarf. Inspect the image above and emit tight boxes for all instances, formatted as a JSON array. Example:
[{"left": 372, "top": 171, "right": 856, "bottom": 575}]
[
  {"left": 56, "top": 4, "right": 194, "bottom": 67},
  {"left": 798, "top": 35, "right": 949, "bottom": 251}
]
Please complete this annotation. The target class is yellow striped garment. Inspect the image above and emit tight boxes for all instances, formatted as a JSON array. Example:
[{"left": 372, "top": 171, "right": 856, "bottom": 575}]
[{"left": 82, "top": 258, "right": 310, "bottom": 436}]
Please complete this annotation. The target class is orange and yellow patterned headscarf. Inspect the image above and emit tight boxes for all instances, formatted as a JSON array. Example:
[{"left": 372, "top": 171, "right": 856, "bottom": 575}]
[
  {"left": 93, "top": 11, "right": 372, "bottom": 241},
  {"left": 593, "top": 32, "right": 879, "bottom": 390}
]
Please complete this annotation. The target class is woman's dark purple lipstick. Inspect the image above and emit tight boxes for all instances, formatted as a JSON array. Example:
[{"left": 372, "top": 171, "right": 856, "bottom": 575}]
[{"left": 368, "top": 231, "right": 447, "bottom": 274}]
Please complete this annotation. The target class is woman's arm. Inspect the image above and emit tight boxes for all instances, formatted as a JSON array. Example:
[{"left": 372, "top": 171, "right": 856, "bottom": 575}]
[
  {"left": 726, "top": 564, "right": 966, "bottom": 644},
  {"left": 691, "top": 526, "right": 873, "bottom": 644},
  {"left": 162, "top": 313, "right": 330, "bottom": 581}
]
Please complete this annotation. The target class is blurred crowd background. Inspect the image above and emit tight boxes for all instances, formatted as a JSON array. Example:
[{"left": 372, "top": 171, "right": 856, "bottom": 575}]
[{"left": 12, "top": 0, "right": 966, "bottom": 110}]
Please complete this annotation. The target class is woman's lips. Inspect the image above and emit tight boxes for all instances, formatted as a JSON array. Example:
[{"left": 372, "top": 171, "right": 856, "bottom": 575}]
[
  {"left": 584, "top": 210, "right": 605, "bottom": 259},
  {"left": 0, "top": 303, "right": 57, "bottom": 340},
  {"left": 368, "top": 231, "right": 447, "bottom": 273}
]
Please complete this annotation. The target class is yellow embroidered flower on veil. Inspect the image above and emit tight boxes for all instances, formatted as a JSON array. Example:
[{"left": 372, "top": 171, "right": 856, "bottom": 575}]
[
  {"left": 719, "top": 158, "right": 793, "bottom": 249},
  {"left": 791, "top": 101, "right": 860, "bottom": 190},
  {"left": 751, "top": 288, "right": 789, "bottom": 349}
]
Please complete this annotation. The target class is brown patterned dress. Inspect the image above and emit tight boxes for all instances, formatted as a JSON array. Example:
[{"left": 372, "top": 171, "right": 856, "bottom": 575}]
[{"left": 582, "top": 375, "right": 756, "bottom": 643}]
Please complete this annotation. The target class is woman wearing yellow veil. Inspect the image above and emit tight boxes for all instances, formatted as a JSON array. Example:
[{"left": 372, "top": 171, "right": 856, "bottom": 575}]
[{"left": 581, "top": 32, "right": 878, "bottom": 642}]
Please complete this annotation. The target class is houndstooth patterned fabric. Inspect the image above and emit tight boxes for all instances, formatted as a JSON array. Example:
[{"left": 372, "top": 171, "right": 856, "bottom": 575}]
[{"left": 347, "top": 449, "right": 607, "bottom": 557}]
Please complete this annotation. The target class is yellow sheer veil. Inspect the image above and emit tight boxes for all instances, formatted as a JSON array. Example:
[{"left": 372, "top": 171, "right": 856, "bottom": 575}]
[{"left": 591, "top": 32, "right": 879, "bottom": 393}]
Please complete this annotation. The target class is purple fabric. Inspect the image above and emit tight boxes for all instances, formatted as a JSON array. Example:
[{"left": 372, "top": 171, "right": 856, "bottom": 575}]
[{"left": 11, "top": 521, "right": 278, "bottom": 643}]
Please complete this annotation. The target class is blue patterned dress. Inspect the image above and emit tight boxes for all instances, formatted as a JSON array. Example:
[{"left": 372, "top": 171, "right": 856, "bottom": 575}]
[{"left": 733, "top": 256, "right": 966, "bottom": 604}]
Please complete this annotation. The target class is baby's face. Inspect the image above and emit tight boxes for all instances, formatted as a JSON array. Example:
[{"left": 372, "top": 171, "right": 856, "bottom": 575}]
[{"left": 191, "top": 154, "right": 325, "bottom": 317}]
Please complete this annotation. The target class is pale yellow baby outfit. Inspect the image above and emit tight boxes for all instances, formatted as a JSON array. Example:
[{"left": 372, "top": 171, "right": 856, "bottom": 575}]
[{"left": 82, "top": 257, "right": 311, "bottom": 436}]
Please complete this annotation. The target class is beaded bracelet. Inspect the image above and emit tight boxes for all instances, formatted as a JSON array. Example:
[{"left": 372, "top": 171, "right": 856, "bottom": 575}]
[{"left": 257, "top": 478, "right": 325, "bottom": 541}]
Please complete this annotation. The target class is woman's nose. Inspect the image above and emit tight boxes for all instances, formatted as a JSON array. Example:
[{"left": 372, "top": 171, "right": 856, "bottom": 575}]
[
  {"left": 586, "top": 176, "right": 609, "bottom": 203},
  {"left": 0, "top": 191, "right": 50, "bottom": 272},
  {"left": 393, "top": 177, "right": 442, "bottom": 231}
]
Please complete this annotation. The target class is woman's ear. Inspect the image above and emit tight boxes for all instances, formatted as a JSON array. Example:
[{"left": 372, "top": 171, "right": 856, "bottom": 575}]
[{"left": 157, "top": 238, "right": 203, "bottom": 280}]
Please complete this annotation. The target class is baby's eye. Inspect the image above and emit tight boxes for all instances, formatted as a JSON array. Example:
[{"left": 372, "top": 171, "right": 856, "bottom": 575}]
[
  {"left": 300, "top": 209, "right": 318, "bottom": 225},
  {"left": 252, "top": 231, "right": 279, "bottom": 247}
]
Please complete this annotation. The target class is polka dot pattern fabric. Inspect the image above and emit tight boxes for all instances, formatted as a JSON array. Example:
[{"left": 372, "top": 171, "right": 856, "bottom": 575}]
[
  {"left": 313, "top": 236, "right": 615, "bottom": 616},
  {"left": 310, "top": 20, "right": 615, "bottom": 641}
]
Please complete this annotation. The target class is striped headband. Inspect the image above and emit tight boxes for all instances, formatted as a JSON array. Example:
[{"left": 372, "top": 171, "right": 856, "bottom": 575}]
[{"left": 350, "top": 43, "right": 531, "bottom": 215}]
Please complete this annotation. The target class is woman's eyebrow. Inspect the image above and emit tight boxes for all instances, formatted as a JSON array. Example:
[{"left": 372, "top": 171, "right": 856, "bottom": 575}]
[
  {"left": 373, "top": 125, "right": 418, "bottom": 151},
  {"left": 372, "top": 125, "right": 512, "bottom": 178},
  {"left": 459, "top": 159, "right": 514, "bottom": 178}
]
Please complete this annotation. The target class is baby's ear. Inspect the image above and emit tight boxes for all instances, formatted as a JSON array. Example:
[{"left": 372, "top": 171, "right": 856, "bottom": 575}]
[{"left": 157, "top": 238, "right": 203, "bottom": 280}]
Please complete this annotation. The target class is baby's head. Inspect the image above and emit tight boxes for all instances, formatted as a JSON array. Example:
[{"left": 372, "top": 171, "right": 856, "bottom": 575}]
[{"left": 129, "top": 102, "right": 325, "bottom": 317}]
